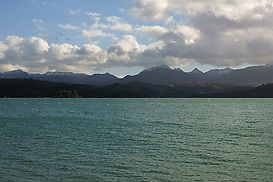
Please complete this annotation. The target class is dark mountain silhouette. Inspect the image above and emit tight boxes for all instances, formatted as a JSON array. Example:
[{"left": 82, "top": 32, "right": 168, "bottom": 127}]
[
  {"left": 0, "top": 70, "right": 30, "bottom": 79},
  {"left": 32, "top": 72, "right": 118, "bottom": 85},
  {"left": 205, "top": 68, "right": 233, "bottom": 76},
  {"left": 1, "top": 64, "right": 273, "bottom": 86},
  {"left": 89, "top": 73, "right": 118, "bottom": 85},
  {"left": 0, "top": 79, "right": 251, "bottom": 98},
  {"left": 190, "top": 68, "right": 203, "bottom": 75},
  {"left": 200, "top": 83, "right": 273, "bottom": 98},
  {"left": 120, "top": 65, "right": 189, "bottom": 85},
  {"left": 120, "top": 64, "right": 273, "bottom": 86},
  {"left": 0, "top": 70, "right": 119, "bottom": 86},
  {"left": 203, "top": 65, "right": 273, "bottom": 85}
]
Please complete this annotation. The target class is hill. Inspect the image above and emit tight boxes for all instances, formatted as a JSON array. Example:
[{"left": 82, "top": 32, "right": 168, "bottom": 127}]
[
  {"left": 2, "top": 64, "right": 273, "bottom": 86},
  {"left": 0, "top": 79, "right": 251, "bottom": 98},
  {"left": 201, "top": 84, "right": 273, "bottom": 98}
]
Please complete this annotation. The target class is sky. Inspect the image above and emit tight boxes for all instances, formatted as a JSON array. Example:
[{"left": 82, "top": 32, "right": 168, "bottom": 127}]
[{"left": 1, "top": 0, "right": 273, "bottom": 76}]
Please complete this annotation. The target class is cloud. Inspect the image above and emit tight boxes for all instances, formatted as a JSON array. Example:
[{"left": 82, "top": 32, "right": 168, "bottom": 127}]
[
  {"left": 32, "top": 19, "right": 45, "bottom": 31},
  {"left": 136, "top": 25, "right": 168, "bottom": 39},
  {"left": 86, "top": 11, "right": 102, "bottom": 22},
  {"left": 107, "top": 35, "right": 145, "bottom": 65},
  {"left": 4, "top": 36, "right": 48, "bottom": 61},
  {"left": 0, "top": 43, "right": 7, "bottom": 59},
  {"left": 3, "top": 0, "right": 273, "bottom": 73},
  {"left": 0, "top": 36, "right": 107, "bottom": 73},
  {"left": 130, "top": 0, "right": 273, "bottom": 21},
  {"left": 129, "top": 0, "right": 169, "bottom": 21},
  {"left": 48, "top": 43, "right": 78, "bottom": 60},
  {"left": 133, "top": 22, "right": 273, "bottom": 67},
  {"left": 106, "top": 16, "right": 133, "bottom": 32},
  {"left": 82, "top": 15, "right": 132, "bottom": 39},
  {"left": 128, "top": 0, "right": 273, "bottom": 67},
  {"left": 77, "top": 44, "right": 107, "bottom": 65},
  {"left": 0, "top": 35, "right": 171, "bottom": 72},
  {"left": 107, "top": 35, "right": 176, "bottom": 67},
  {"left": 82, "top": 28, "right": 113, "bottom": 38},
  {"left": 58, "top": 23, "right": 79, "bottom": 31},
  {"left": 0, "top": 36, "right": 49, "bottom": 72}
]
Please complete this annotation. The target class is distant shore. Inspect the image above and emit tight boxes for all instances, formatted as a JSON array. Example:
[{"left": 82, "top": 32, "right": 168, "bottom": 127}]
[{"left": 0, "top": 79, "right": 273, "bottom": 98}]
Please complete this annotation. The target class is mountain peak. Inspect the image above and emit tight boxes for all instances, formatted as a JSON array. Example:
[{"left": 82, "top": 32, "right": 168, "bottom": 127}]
[
  {"left": 105, "top": 72, "right": 115, "bottom": 77},
  {"left": 174, "top": 68, "right": 185, "bottom": 73},
  {"left": 94, "top": 72, "right": 116, "bottom": 76},
  {"left": 206, "top": 68, "right": 233, "bottom": 75},
  {"left": 146, "top": 65, "right": 172, "bottom": 71},
  {"left": 4, "top": 69, "right": 27, "bottom": 74},
  {"left": 223, "top": 67, "right": 233, "bottom": 71},
  {"left": 91, "top": 72, "right": 118, "bottom": 80},
  {"left": 191, "top": 68, "right": 203, "bottom": 74},
  {"left": 2, "top": 69, "right": 29, "bottom": 78},
  {"left": 45, "top": 71, "right": 77, "bottom": 76}
]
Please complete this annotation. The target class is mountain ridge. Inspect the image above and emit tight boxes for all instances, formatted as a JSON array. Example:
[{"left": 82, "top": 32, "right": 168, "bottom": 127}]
[
  {"left": 1, "top": 78, "right": 272, "bottom": 98},
  {"left": 1, "top": 64, "right": 273, "bottom": 86},
  {"left": 0, "top": 79, "right": 253, "bottom": 98}
]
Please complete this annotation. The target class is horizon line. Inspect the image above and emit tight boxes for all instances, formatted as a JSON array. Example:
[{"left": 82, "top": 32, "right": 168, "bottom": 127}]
[{"left": 0, "top": 63, "right": 270, "bottom": 78}]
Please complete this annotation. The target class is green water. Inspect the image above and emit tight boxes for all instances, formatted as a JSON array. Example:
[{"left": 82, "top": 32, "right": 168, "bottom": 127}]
[{"left": 0, "top": 99, "right": 272, "bottom": 181}]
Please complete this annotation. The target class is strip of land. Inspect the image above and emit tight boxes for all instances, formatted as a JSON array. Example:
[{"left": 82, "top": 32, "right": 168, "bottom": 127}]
[{"left": 0, "top": 79, "right": 272, "bottom": 98}]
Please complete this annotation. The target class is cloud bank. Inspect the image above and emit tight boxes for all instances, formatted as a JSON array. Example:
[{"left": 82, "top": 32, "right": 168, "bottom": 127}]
[
  {"left": 129, "top": 0, "right": 273, "bottom": 66},
  {"left": 2, "top": 0, "right": 273, "bottom": 73}
]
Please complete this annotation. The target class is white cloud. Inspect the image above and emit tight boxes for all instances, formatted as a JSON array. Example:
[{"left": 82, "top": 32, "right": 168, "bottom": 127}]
[
  {"left": 0, "top": 43, "right": 7, "bottom": 59},
  {"left": 128, "top": 0, "right": 273, "bottom": 67},
  {"left": 0, "top": 36, "right": 107, "bottom": 73},
  {"left": 4, "top": 0, "right": 273, "bottom": 74},
  {"left": 58, "top": 23, "right": 79, "bottom": 30},
  {"left": 107, "top": 35, "right": 144, "bottom": 64},
  {"left": 129, "top": 0, "right": 169, "bottom": 21},
  {"left": 26, "top": 37, "right": 49, "bottom": 53},
  {"left": 4, "top": 36, "right": 24, "bottom": 47},
  {"left": 82, "top": 28, "right": 113, "bottom": 38},
  {"left": 106, "top": 16, "right": 133, "bottom": 32},
  {"left": 130, "top": 0, "right": 273, "bottom": 21},
  {"left": 32, "top": 19, "right": 45, "bottom": 31},
  {"left": 86, "top": 11, "right": 102, "bottom": 22},
  {"left": 78, "top": 44, "right": 107, "bottom": 65},
  {"left": 170, "top": 25, "right": 201, "bottom": 45},
  {"left": 49, "top": 43, "right": 78, "bottom": 60},
  {"left": 107, "top": 35, "right": 174, "bottom": 67},
  {"left": 86, "top": 12, "right": 101, "bottom": 17},
  {"left": 0, "top": 64, "right": 28, "bottom": 72},
  {"left": 113, "top": 35, "right": 143, "bottom": 53},
  {"left": 82, "top": 16, "right": 132, "bottom": 39},
  {"left": 136, "top": 25, "right": 168, "bottom": 39},
  {"left": 4, "top": 36, "right": 48, "bottom": 62}
]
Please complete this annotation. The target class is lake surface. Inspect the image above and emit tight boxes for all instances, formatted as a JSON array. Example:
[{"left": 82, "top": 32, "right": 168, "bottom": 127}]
[{"left": 0, "top": 99, "right": 273, "bottom": 181}]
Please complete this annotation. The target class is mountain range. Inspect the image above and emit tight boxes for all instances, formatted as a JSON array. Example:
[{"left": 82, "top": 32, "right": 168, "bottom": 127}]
[
  {"left": 1, "top": 64, "right": 273, "bottom": 86},
  {"left": 0, "top": 79, "right": 252, "bottom": 98},
  {"left": 1, "top": 78, "right": 273, "bottom": 98}
]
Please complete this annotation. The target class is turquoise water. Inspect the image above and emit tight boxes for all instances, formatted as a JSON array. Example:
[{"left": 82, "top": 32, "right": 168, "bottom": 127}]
[{"left": 0, "top": 99, "right": 273, "bottom": 181}]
